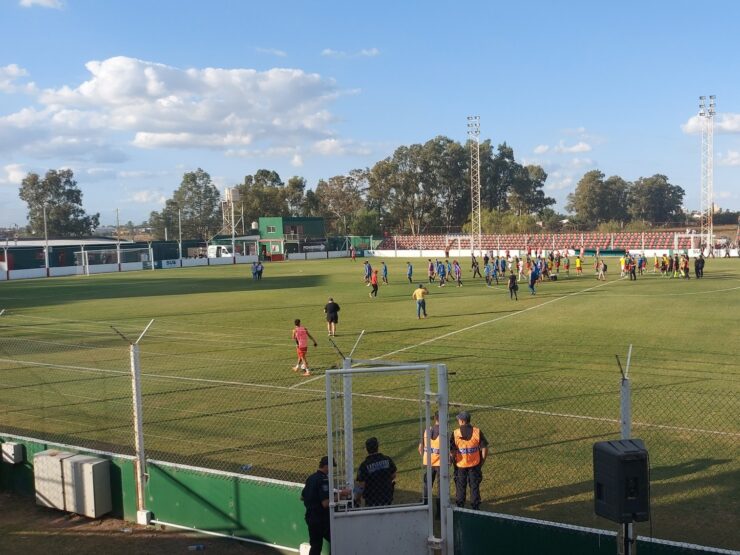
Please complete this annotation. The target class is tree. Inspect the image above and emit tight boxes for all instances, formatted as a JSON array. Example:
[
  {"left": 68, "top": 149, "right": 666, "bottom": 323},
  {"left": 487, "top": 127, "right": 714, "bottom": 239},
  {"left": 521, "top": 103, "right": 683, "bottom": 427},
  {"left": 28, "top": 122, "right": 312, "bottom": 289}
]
[
  {"left": 285, "top": 176, "right": 306, "bottom": 216},
  {"left": 423, "top": 136, "right": 469, "bottom": 230},
  {"left": 315, "top": 172, "right": 365, "bottom": 235},
  {"left": 507, "top": 164, "right": 555, "bottom": 216},
  {"left": 628, "top": 174, "right": 685, "bottom": 224},
  {"left": 150, "top": 168, "right": 221, "bottom": 240},
  {"left": 19, "top": 169, "right": 100, "bottom": 237},
  {"left": 566, "top": 171, "right": 630, "bottom": 226},
  {"left": 236, "top": 169, "right": 289, "bottom": 224}
]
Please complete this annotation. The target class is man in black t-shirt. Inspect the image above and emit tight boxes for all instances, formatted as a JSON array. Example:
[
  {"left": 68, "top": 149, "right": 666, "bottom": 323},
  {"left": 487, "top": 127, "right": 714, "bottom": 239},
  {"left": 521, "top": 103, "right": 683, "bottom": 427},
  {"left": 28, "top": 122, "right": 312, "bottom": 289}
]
[
  {"left": 301, "top": 456, "right": 331, "bottom": 555},
  {"left": 324, "top": 297, "right": 340, "bottom": 337},
  {"left": 355, "top": 437, "right": 397, "bottom": 507}
]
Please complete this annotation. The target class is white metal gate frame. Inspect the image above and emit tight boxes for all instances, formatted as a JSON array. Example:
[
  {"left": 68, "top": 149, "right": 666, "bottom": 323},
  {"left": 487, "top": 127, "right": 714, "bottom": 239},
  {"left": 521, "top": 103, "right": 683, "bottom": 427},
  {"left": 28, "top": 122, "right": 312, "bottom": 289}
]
[{"left": 325, "top": 361, "right": 451, "bottom": 554}]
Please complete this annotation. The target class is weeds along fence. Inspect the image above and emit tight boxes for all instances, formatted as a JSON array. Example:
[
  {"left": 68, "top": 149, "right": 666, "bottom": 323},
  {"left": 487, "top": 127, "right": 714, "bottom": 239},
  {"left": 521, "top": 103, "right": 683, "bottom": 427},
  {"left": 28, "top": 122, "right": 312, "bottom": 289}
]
[{"left": 0, "top": 313, "right": 737, "bottom": 551}]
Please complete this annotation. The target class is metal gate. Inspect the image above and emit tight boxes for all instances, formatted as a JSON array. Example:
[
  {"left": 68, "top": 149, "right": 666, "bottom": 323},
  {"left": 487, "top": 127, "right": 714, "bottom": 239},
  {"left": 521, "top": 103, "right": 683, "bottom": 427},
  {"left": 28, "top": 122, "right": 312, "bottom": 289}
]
[{"left": 325, "top": 361, "right": 450, "bottom": 555}]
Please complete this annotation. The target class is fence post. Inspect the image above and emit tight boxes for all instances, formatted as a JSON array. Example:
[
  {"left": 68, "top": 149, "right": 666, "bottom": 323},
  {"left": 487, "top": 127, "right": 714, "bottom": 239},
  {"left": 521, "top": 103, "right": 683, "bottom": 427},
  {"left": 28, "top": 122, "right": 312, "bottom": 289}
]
[
  {"left": 437, "top": 363, "right": 451, "bottom": 555},
  {"left": 619, "top": 345, "right": 634, "bottom": 554},
  {"left": 342, "top": 357, "right": 353, "bottom": 497},
  {"left": 130, "top": 339, "right": 151, "bottom": 524}
]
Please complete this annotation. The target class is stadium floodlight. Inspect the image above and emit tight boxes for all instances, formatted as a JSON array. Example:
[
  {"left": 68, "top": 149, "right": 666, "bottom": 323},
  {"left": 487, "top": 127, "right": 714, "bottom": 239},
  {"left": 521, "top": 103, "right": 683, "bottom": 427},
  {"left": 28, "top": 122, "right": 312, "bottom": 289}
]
[
  {"left": 699, "top": 95, "right": 715, "bottom": 254},
  {"left": 467, "top": 116, "right": 481, "bottom": 257}
]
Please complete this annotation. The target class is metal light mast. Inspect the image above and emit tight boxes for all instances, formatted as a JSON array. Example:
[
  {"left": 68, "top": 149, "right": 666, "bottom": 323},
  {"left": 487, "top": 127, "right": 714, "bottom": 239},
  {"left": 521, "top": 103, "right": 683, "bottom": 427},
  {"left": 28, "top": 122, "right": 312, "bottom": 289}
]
[
  {"left": 467, "top": 116, "right": 481, "bottom": 256},
  {"left": 699, "top": 95, "right": 716, "bottom": 252}
]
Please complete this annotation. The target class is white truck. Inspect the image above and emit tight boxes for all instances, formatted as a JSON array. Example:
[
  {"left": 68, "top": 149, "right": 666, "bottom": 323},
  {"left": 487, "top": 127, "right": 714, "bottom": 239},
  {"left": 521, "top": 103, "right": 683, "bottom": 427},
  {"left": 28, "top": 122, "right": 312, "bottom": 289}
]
[{"left": 207, "top": 245, "right": 232, "bottom": 258}]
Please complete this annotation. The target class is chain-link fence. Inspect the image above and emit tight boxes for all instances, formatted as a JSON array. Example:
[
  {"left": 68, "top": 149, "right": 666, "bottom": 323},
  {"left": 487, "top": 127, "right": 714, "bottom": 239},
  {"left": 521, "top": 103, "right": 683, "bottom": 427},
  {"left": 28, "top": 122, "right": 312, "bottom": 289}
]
[{"left": 1, "top": 313, "right": 737, "bottom": 550}]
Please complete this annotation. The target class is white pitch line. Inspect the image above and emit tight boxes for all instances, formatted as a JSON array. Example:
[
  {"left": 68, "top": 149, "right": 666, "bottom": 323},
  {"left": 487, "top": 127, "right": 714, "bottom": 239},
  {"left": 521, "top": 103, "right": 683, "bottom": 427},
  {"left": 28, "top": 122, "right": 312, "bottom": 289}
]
[
  {"left": 292, "top": 278, "right": 623, "bottom": 389},
  {"left": 374, "top": 277, "right": 623, "bottom": 360}
]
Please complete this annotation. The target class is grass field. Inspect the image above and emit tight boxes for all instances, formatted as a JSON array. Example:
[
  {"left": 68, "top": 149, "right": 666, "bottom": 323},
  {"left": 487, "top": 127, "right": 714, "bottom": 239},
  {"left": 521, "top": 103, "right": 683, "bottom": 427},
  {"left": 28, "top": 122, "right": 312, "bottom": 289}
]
[{"left": 0, "top": 256, "right": 738, "bottom": 549}]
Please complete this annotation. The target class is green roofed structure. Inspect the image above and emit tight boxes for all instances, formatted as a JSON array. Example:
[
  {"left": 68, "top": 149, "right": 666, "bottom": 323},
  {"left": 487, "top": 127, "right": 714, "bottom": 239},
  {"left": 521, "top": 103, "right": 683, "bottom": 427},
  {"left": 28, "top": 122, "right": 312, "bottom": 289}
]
[{"left": 258, "top": 217, "right": 326, "bottom": 260}]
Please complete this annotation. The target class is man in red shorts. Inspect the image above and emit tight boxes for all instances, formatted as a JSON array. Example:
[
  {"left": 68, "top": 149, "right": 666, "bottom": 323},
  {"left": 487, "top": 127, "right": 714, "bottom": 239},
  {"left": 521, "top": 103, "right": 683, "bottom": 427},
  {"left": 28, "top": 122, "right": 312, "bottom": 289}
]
[{"left": 292, "top": 319, "right": 318, "bottom": 376}]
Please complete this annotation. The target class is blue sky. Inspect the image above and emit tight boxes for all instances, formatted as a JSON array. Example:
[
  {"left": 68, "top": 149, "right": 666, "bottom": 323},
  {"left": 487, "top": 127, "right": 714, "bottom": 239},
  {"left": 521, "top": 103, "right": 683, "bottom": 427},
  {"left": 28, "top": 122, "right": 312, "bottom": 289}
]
[{"left": 1, "top": 0, "right": 739, "bottom": 228}]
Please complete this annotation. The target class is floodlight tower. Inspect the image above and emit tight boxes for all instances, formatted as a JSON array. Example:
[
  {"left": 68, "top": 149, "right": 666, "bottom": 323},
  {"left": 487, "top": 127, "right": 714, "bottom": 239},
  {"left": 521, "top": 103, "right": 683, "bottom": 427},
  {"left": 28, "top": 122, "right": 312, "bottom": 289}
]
[
  {"left": 699, "top": 95, "right": 716, "bottom": 252},
  {"left": 467, "top": 116, "right": 482, "bottom": 257},
  {"left": 221, "top": 187, "right": 241, "bottom": 257}
]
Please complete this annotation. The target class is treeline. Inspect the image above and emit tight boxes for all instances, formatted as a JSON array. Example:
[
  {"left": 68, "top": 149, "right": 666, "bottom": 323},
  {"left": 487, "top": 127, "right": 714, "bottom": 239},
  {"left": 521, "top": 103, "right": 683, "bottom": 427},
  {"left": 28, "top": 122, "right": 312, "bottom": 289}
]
[
  {"left": 149, "top": 136, "right": 559, "bottom": 240},
  {"left": 16, "top": 135, "right": 708, "bottom": 240}
]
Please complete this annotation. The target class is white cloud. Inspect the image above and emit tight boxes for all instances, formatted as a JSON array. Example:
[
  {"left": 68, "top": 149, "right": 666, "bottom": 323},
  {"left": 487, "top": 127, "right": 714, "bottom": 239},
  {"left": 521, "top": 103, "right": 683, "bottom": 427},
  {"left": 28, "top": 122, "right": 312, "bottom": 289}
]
[
  {"left": 256, "top": 47, "right": 287, "bottom": 57},
  {"left": 130, "top": 190, "right": 166, "bottom": 204},
  {"left": 718, "top": 150, "right": 740, "bottom": 166},
  {"left": 533, "top": 144, "right": 549, "bottom": 154},
  {"left": 562, "top": 126, "right": 586, "bottom": 136},
  {"left": 19, "top": 0, "right": 62, "bottom": 8},
  {"left": 321, "top": 47, "right": 380, "bottom": 59},
  {"left": 716, "top": 191, "right": 735, "bottom": 200},
  {"left": 0, "top": 56, "right": 344, "bottom": 162},
  {"left": 554, "top": 141, "right": 592, "bottom": 154},
  {"left": 291, "top": 153, "right": 303, "bottom": 167},
  {"left": 682, "top": 113, "right": 740, "bottom": 134},
  {"left": 0, "top": 64, "right": 36, "bottom": 94},
  {"left": 0, "top": 163, "right": 25, "bottom": 186},
  {"left": 312, "top": 138, "right": 371, "bottom": 156},
  {"left": 546, "top": 175, "right": 574, "bottom": 191}
]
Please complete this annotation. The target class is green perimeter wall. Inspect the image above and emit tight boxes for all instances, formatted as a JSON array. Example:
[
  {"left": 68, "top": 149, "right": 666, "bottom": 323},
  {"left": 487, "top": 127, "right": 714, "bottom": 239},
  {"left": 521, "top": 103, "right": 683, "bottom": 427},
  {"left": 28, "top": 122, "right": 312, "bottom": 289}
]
[
  {"left": 453, "top": 509, "right": 736, "bottom": 555},
  {"left": 0, "top": 435, "right": 310, "bottom": 552}
]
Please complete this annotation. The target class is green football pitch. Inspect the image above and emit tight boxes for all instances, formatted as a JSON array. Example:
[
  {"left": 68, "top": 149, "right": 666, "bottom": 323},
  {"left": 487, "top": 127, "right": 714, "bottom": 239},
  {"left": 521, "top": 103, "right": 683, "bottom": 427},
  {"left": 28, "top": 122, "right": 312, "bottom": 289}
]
[{"left": 0, "top": 257, "right": 738, "bottom": 549}]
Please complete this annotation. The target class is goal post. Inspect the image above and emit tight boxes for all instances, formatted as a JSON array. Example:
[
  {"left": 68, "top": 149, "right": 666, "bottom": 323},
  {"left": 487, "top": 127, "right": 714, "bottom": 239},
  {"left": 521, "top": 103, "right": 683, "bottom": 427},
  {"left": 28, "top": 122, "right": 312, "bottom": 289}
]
[{"left": 73, "top": 247, "right": 152, "bottom": 274}]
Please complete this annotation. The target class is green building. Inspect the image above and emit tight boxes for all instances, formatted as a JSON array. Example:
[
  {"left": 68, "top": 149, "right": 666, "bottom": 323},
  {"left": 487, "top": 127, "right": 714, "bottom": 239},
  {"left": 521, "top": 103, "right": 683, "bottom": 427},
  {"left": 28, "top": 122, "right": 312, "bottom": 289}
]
[{"left": 257, "top": 217, "right": 326, "bottom": 258}]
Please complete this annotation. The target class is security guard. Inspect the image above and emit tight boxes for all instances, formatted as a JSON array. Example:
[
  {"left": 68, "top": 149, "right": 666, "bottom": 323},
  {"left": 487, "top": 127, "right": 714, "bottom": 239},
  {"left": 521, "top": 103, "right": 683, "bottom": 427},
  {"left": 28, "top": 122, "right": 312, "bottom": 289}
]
[
  {"left": 418, "top": 411, "right": 441, "bottom": 504},
  {"left": 301, "top": 456, "right": 332, "bottom": 555},
  {"left": 355, "top": 437, "right": 397, "bottom": 507},
  {"left": 450, "top": 410, "right": 488, "bottom": 510}
]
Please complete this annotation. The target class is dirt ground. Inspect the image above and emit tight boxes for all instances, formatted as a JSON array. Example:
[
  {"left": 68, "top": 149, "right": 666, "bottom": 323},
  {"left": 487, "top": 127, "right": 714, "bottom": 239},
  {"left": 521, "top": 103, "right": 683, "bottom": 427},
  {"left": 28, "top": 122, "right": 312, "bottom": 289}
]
[{"left": 0, "top": 492, "right": 292, "bottom": 555}]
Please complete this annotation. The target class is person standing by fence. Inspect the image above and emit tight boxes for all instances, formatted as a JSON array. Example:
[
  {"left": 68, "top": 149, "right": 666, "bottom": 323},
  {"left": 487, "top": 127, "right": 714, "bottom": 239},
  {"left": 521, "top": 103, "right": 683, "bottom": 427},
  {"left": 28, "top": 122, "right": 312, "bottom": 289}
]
[
  {"left": 355, "top": 437, "right": 397, "bottom": 507},
  {"left": 301, "top": 456, "right": 332, "bottom": 555},
  {"left": 419, "top": 412, "right": 441, "bottom": 509},
  {"left": 451, "top": 411, "right": 488, "bottom": 510}
]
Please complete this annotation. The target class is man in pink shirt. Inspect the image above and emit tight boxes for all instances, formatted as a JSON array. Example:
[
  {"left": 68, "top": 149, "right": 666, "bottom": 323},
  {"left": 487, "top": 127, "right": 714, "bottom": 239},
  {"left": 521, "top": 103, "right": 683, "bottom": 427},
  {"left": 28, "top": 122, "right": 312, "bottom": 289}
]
[{"left": 292, "top": 319, "right": 318, "bottom": 376}]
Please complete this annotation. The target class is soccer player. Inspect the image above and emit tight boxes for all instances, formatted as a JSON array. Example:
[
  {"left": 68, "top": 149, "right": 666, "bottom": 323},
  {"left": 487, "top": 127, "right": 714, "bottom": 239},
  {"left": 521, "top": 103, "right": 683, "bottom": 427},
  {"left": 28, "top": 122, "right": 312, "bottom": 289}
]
[
  {"left": 363, "top": 261, "right": 372, "bottom": 285},
  {"left": 484, "top": 261, "right": 492, "bottom": 287},
  {"left": 369, "top": 269, "right": 379, "bottom": 298},
  {"left": 428, "top": 259, "right": 436, "bottom": 283},
  {"left": 454, "top": 260, "right": 463, "bottom": 287},
  {"left": 508, "top": 271, "right": 518, "bottom": 300},
  {"left": 292, "top": 319, "right": 318, "bottom": 376},
  {"left": 575, "top": 256, "right": 582, "bottom": 276},
  {"left": 381, "top": 261, "right": 389, "bottom": 285},
  {"left": 406, "top": 261, "right": 413, "bottom": 284}
]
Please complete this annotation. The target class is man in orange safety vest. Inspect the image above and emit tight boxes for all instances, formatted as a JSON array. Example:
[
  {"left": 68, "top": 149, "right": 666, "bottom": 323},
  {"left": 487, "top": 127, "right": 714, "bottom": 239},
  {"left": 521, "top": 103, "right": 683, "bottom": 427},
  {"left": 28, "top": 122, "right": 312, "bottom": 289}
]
[{"left": 450, "top": 410, "right": 488, "bottom": 510}]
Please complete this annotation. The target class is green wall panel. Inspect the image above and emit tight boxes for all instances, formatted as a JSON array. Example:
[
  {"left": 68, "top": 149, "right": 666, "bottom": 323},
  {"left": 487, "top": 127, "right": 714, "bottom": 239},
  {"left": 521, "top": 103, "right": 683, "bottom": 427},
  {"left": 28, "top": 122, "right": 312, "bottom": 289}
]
[
  {"left": 146, "top": 463, "right": 306, "bottom": 550},
  {"left": 452, "top": 510, "right": 733, "bottom": 555}
]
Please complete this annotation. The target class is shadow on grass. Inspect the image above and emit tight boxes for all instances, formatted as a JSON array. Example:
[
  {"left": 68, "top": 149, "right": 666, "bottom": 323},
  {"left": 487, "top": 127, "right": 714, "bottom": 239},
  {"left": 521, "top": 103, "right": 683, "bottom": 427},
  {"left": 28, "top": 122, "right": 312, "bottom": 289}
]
[{"left": 0, "top": 274, "right": 327, "bottom": 310}]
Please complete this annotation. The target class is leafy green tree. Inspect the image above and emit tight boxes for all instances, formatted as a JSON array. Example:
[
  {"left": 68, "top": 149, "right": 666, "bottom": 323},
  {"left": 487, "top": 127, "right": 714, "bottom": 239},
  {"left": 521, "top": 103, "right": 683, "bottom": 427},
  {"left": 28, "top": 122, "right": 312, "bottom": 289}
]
[
  {"left": 315, "top": 172, "right": 365, "bottom": 235},
  {"left": 423, "top": 136, "right": 469, "bottom": 230},
  {"left": 628, "top": 174, "right": 685, "bottom": 224},
  {"left": 19, "top": 169, "right": 100, "bottom": 237},
  {"left": 285, "top": 176, "right": 306, "bottom": 216},
  {"left": 236, "top": 169, "right": 289, "bottom": 224},
  {"left": 566, "top": 171, "right": 630, "bottom": 226},
  {"left": 149, "top": 168, "right": 221, "bottom": 240},
  {"left": 507, "top": 164, "right": 555, "bottom": 216}
]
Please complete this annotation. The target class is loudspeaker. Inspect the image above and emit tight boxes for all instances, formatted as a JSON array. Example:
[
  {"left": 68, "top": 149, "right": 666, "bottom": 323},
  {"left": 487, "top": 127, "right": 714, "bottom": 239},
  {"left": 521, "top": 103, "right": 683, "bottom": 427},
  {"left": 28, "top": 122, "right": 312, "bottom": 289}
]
[{"left": 593, "top": 439, "right": 649, "bottom": 523}]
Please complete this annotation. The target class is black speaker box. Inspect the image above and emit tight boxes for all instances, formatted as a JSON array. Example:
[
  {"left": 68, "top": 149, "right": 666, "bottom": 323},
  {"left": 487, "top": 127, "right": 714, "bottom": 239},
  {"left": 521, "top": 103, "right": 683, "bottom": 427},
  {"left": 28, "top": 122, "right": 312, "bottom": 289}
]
[{"left": 593, "top": 439, "right": 649, "bottom": 523}]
